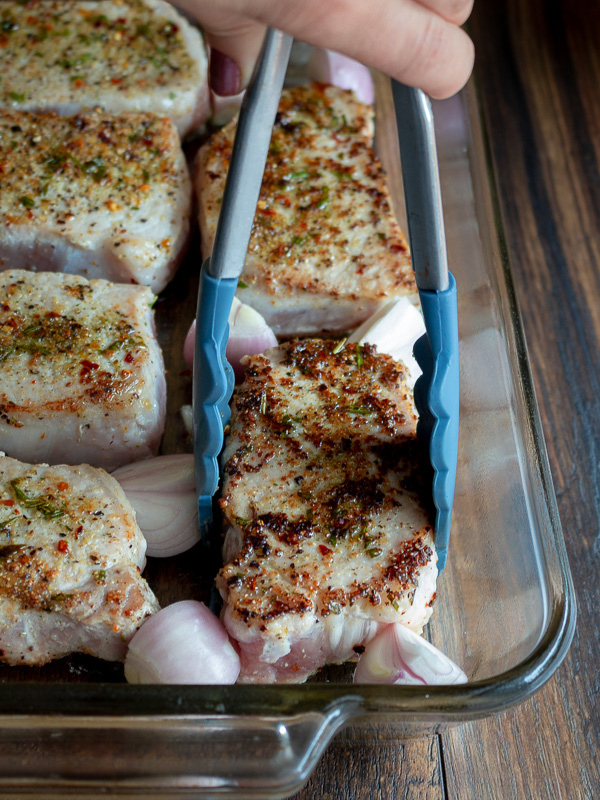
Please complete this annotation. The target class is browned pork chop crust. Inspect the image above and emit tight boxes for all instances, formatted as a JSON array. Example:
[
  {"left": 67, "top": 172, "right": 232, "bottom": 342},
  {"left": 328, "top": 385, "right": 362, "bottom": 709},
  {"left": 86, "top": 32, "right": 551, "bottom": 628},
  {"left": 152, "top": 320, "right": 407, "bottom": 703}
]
[
  {"left": 218, "top": 340, "right": 437, "bottom": 683},
  {"left": 0, "top": 455, "right": 159, "bottom": 666},
  {"left": 196, "top": 83, "right": 416, "bottom": 336}
]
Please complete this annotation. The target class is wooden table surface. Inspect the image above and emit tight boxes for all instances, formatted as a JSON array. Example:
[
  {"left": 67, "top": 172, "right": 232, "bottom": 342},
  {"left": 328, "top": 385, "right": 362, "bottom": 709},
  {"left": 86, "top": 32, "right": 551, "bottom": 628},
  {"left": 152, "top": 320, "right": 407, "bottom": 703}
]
[{"left": 292, "top": 1, "right": 600, "bottom": 798}]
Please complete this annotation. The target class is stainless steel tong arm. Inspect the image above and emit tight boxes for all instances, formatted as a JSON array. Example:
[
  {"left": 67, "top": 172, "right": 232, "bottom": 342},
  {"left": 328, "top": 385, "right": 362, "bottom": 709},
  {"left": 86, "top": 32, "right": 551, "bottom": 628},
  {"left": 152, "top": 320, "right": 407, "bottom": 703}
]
[
  {"left": 392, "top": 81, "right": 449, "bottom": 292},
  {"left": 208, "top": 29, "right": 293, "bottom": 280}
]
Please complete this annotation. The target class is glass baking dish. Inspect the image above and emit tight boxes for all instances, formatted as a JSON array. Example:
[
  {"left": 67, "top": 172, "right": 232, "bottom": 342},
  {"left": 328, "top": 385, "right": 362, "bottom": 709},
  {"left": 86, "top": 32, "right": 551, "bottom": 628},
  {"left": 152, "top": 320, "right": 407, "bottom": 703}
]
[{"left": 0, "top": 59, "right": 576, "bottom": 799}]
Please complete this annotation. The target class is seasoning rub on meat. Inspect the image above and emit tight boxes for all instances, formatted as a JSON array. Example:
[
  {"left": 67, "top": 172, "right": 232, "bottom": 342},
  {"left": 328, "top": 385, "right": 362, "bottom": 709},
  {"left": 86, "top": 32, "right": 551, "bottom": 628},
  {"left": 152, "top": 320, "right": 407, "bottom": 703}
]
[
  {"left": 0, "top": 0, "right": 209, "bottom": 139},
  {"left": 0, "top": 454, "right": 159, "bottom": 666},
  {"left": 218, "top": 339, "right": 437, "bottom": 683},
  {"left": 0, "top": 270, "right": 165, "bottom": 471},
  {"left": 0, "top": 108, "right": 192, "bottom": 292},
  {"left": 196, "top": 83, "right": 416, "bottom": 337}
]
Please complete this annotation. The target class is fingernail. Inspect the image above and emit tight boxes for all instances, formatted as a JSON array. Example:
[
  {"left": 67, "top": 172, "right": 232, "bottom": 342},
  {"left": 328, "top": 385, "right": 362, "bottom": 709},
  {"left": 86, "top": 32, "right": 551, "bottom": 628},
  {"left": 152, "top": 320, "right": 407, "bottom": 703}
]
[{"left": 209, "top": 50, "right": 241, "bottom": 97}]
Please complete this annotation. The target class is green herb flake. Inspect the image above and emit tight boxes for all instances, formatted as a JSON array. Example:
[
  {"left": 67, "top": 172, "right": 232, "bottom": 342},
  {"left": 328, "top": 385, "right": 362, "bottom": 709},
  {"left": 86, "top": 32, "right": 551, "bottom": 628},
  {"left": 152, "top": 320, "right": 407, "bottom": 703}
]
[
  {"left": 9, "top": 91, "right": 25, "bottom": 103},
  {"left": 355, "top": 342, "right": 364, "bottom": 368},
  {"left": 0, "top": 515, "right": 19, "bottom": 532},
  {"left": 10, "top": 479, "right": 66, "bottom": 519},
  {"left": 347, "top": 405, "right": 374, "bottom": 416},
  {"left": 19, "top": 196, "right": 34, "bottom": 209}
]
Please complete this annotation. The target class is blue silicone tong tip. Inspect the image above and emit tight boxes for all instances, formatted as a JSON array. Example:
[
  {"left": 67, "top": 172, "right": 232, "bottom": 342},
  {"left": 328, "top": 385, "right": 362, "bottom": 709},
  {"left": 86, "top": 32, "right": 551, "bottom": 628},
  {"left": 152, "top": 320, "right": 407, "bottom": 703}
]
[
  {"left": 392, "top": 81, "right": 460, "bottom": 572},
  {"left": 193, "top": 30, "right": 293, "bottom": 540}
]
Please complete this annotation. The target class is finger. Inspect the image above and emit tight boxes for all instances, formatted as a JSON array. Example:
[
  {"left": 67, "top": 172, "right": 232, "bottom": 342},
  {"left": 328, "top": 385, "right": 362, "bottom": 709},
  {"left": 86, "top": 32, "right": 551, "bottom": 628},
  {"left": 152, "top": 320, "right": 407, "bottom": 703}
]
[
  {"left": 177, "top": 3, "right": 266, "bottom": 95},
  {"left": 244, "top": 0, "right": 475, "bottom": 99},
  {"left": 414, "top": 0, "right": 474, "bottom": 27}
]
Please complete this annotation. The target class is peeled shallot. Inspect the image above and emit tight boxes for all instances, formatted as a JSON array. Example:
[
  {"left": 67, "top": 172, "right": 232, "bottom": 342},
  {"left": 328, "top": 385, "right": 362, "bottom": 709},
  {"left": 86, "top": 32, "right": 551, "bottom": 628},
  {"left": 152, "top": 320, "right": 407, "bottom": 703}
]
[
  {"left": 125, "top": 600, "right": 240, "bottom": 684},
  {"left": 184, "top": 297, "right": 277, "bottom": 381},
  {"left": 354, "top": 623, "right": 467, "bottom": 685},
  {"left": 113, "top": 454, "right": 200, "bottom": 558}
]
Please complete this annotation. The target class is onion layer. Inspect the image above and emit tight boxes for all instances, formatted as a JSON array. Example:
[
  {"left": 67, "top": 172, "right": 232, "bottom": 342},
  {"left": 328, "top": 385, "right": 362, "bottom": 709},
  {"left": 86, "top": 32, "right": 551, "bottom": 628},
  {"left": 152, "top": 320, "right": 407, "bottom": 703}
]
[
  {"left": 347, "top": 298, "right": 426, "bottom": 388},
  {"left": 307, "top": 48, "right": 375, "bottom": 105},
  {"left": 125, "top": 600, "right": 240, "bottom": 684},
  {"left": 353, "top": 623, "right": 467, "bottom": 685},
  {"left": 113, "top": 454, "right": 199, "bottom": 558},
  {"left": 184, "top": 298, "right": 277, "bottom": 381}
]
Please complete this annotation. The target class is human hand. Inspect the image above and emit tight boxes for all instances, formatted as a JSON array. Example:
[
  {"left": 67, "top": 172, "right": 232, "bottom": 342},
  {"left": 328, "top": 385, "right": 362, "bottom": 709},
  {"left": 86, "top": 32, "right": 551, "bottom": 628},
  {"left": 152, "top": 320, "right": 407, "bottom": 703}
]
[{"left": 175, "top": 0, "right": 474, "bottom": 100}]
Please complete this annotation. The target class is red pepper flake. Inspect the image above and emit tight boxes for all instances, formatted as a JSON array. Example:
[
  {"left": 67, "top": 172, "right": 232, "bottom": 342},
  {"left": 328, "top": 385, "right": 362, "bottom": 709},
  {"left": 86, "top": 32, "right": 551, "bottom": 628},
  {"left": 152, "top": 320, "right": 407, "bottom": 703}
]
[
  {"left": 57, "top": 540, "right": 68, "bottom": 554},
  {"left": 80, "top": 359, "right": 99, "bottom": 370},
  {"left": 319, "top": 544, "right": 333, "bottom": 557},
  {"left": 110, "top": 78, "right": 122, "bottom": 85},
  {"left": 124, "top": 352, "right": 134, "bottom": 364},
  {"left": 56, "top": 482, "right": 69, "bottom": 492},
  {"left": 0, "top": 500, "right": 15, "bottom": 507},
  {"left": 72, "top": 79, "right": 86, "bottom": 89},
  {"left": 106, "top": 592, "right": 121, "bottom": 605}
]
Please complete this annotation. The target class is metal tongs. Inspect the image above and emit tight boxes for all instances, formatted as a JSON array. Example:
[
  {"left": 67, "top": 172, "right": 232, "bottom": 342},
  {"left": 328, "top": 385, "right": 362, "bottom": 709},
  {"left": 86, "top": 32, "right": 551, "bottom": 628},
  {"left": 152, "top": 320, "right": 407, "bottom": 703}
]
[
  {"left": 392, "top": 82, "right": 460, "bottom": 571},
  {"left": 193, "top": 30, "right": 293, "bottom": 535}
]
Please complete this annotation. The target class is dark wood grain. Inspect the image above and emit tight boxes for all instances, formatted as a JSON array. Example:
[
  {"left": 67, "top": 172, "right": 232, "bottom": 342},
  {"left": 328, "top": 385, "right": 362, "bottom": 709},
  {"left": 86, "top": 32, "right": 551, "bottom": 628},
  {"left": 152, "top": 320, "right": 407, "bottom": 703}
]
[
  {"left": 298, "top": 735, "right": 445, "bottom": 800},
  {"left": 444, "top": 1, "right": 600, "bottom": 799}
]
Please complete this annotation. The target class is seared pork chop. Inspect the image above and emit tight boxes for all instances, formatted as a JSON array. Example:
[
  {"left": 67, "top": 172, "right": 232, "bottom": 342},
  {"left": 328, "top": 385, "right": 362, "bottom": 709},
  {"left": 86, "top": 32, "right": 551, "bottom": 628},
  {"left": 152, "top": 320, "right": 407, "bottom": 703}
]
[
  {"left": 196, "top": 83, "right": 416, "bottom": 337},
  {"left": 0, "top": 454, "right": 159, "bottom": 666},
  {"left": 218, "top": 340, "right": 437, "bottom": 683},
  {"left": 0, "top": 108, "right": 192, "bottom": 293},
  {"left": 0, "top": 271, "right": 165, "bottom": 470},
  {"left": 0, "top": 0, "right": 209, "bottom": 138}
]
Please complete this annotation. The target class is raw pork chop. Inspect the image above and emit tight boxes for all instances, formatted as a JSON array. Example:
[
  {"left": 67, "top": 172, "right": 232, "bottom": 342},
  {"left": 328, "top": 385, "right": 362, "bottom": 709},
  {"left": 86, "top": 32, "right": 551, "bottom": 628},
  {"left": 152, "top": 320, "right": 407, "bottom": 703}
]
[
  {"left": 0, "top": 454, "right": 159, "bottom": 666},
  {"left": 0, "top": 270, "right": 166, "bottom": 470},
  {"left": 218, "top": 339, "right": 437, "bottom": 683},
  {"left": 0, "top": 108, "right": 192, "bottom": 293},
  {"left": 196, "top": 83, "right": 416, "bottom": 337},
  {"left": 0, "top": 0, "right": 209, "bottom": 138}
]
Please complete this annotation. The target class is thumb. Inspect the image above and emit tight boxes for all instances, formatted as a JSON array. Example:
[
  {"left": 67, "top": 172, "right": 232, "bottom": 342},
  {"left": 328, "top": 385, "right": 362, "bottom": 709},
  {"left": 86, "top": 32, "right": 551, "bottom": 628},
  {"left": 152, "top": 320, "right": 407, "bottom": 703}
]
[{"left": 178, "top": 4, "right": 266, "bottom": 96}]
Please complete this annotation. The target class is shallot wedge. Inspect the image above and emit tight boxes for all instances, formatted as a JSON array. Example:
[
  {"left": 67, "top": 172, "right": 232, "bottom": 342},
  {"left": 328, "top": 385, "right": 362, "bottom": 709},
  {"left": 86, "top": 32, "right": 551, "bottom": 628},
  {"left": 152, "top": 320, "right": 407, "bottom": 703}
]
[
  {"left": 183, "top": 297, "right": 277, "bottom": 381},
  {"left": 113, "top": 455, "right": 199, "bottom": 558},
  {"left": 353, "top": 623, "right": 467, "bottom": 685},
  {"left": 124, "top": 600, "right": 240, "bottom": 684}
]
